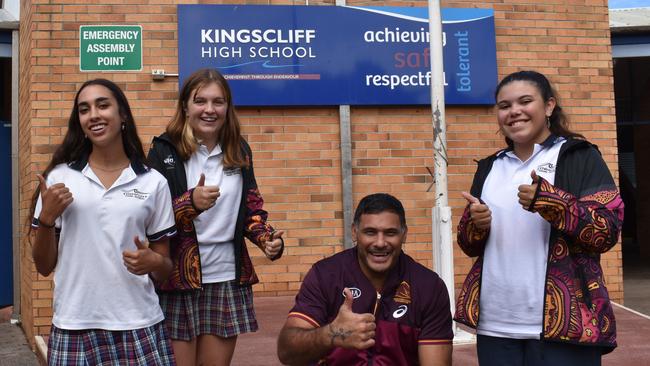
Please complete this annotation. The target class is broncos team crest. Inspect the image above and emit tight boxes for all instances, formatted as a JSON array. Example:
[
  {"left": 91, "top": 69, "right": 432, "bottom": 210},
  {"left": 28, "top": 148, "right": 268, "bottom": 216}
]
[{"left": 394, "top": 281, "right": 411, "bottom": 304}]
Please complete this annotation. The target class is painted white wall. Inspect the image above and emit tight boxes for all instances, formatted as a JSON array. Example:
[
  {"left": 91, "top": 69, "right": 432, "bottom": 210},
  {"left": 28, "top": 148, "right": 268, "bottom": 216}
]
[{"left": 2, "top": 0, "right": 19, "bottom": 20}]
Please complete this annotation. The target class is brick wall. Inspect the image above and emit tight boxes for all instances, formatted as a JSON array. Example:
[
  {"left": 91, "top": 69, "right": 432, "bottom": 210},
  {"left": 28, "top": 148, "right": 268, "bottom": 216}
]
[
  {"left": 448, "top": 0, "right": 623, "bottom": 300},
  {"left": 19, "top": 0, "right": 621, "bottom": 340},
  {"left": 19, "top": 0, "right": 35, "bottom": 343}
]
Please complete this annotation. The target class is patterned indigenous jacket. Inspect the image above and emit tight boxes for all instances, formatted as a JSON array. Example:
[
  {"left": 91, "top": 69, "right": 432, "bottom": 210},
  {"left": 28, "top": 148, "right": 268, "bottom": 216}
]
[
  {"left": 147, "top": 133, "right": 283, "bottom": 291},
  {"left": 454, "top": 137, "right": 624, "bottom": 353}
]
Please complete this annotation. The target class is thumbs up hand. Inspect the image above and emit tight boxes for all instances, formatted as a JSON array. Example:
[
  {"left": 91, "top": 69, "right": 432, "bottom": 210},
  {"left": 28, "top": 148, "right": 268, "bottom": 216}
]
[
  {"left": 122, "top": 236, "right": 161, "bottom": 275},
  {"left": 327, "top": 288, "right": 376, "bottom": 350},
  {"left": 263, "top": 230, "right": 284, "bottom": 259},
  {"left": 191, "top": 173, "right": 220, "bottom": 211},
  {"left": 461, "top": 191, "right": 491, "bottom": 230},
  {"left": 37, "top": 174, "right": 73, "bottom": 228},
  {"left": 517, "top": 170, "right": 540, "bottom": 211}
]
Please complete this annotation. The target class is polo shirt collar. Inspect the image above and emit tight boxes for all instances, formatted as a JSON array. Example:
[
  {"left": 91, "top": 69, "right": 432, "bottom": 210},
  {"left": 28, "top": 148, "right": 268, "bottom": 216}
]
[
  {"left": 496, "top": 134, "right": 559, "bottom": 159},
  {"left": 68, "top": 151, "right": 149, "bottom": 175},
  {"left": 197, "top": 143, "right": 223, "bottom": 157}
]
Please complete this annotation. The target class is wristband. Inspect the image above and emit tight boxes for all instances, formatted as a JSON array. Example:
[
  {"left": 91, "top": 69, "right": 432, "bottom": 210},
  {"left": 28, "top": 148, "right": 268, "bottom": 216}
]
[{"left": 38, "top": 217, "right": 56, "bottom": 228}]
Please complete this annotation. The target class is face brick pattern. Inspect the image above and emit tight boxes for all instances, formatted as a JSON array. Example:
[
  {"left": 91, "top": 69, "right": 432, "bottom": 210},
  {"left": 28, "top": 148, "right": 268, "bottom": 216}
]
[{"left": 19, "top": 0, "right": 621, "bottom": 343}]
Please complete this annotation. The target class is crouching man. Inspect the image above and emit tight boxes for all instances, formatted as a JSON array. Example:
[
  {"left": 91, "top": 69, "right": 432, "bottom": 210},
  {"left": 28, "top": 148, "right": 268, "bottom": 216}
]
[{"left": 277, "top": 193, "right": 453, "bottom": 365}]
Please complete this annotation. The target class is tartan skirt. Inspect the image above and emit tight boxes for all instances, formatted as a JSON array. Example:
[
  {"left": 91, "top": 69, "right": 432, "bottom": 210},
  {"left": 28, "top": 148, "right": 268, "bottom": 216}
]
[
  {"left": 47, "top": 322, "right": 175, "bottom": 366},
  {"left": 158, "top": 280, "right": 258, "bottom": 341}
]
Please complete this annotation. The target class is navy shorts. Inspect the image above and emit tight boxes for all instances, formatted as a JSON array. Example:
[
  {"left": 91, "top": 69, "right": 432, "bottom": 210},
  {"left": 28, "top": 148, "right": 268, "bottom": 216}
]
[{"left": 476, "top": 334, "right": 602, "bottom": 366}]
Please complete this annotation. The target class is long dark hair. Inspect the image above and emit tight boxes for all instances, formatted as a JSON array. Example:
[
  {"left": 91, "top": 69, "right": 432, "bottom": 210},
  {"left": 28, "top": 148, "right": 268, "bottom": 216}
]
[
  {"left": 166, "top": 68, "right": 247, "bottom": 167},
  {"left": 495, "top": 70, "right": 584, "bottom": 148},
  {"left": 28, "top": 79, "right": 145, "bottom": 230}
]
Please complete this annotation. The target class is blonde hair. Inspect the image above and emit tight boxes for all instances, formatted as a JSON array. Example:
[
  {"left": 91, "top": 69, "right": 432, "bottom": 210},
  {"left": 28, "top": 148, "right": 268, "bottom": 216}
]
[{"left": 166, "top": 68, "right": 248, "bottom": 167}]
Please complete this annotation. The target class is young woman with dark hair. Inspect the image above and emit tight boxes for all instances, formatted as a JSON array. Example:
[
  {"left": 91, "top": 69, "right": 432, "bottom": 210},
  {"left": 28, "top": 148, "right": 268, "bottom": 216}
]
[
  {"left": 455, "top": 71, "right": 624, "bottom": 366},
  {"left": 30, "top": 79, "right": 177, "bottom": 365}
]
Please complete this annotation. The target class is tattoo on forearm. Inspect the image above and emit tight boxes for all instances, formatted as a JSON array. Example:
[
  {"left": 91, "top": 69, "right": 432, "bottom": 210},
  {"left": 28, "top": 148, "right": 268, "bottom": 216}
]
[{"left": 328, "top": 324, "right": 352, "bottom": 347}]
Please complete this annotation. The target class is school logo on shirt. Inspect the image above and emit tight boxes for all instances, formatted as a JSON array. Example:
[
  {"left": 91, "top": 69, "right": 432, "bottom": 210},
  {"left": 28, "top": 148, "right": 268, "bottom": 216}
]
[
  {"left": 163, "top": 155, "right": 175, "bottom": 167},
  {"left": 536, "top": 162, "right": 555, "bottom": 174},
  {"left": 344, "top": 287, "right": 362, "bottom": 299},
  {"left": 394, "top": 281, "right": 411, "bottom": 304},
  {"left": 224, "top": 167, "right": 241, "bottom": 176},
  {"left": 122, "top": 189, "right": 150, "bottom": 200}
]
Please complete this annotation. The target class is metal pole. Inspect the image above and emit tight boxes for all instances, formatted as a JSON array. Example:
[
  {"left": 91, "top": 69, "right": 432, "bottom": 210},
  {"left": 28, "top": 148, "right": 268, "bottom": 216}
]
[
  {"left": 339, "top": 105, "right": 354, "bottom": 249},
  {"left": 427, "top": 0, "right": 453, "bottom": 301},
  {"left": 335, "top": 0, "right": 354, "bottom": 250},
  {"left": 427, "top": 0, "right": 457, "bottom": 333}
]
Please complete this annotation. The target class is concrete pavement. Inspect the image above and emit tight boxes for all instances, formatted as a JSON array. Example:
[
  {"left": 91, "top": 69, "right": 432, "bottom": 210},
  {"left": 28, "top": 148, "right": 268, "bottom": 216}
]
[
  {"left": 0, "top": 307, "right": 39, "bottom": 366},
  {"left": 3, "top": 267, "right": 650, "bottom": 366},
  {"left": 3, "top": 298, "right": 650, "bottom": 366},
  {"left": 233, "top": 296, "right": 650, "bottom": 366}
]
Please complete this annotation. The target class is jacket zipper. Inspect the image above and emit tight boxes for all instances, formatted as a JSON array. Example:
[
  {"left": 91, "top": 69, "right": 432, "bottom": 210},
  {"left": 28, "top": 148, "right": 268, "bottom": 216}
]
[
  {"left": 368, "top": 291, "right": 381, "bottom": 365},
  {"left": 372, "top": 292, "right": 381, "bottom": 316}
]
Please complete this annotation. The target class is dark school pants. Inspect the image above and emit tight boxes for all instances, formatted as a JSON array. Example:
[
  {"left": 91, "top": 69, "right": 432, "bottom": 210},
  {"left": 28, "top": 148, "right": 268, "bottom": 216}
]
[{"left": 477, "top": 334, "right": 602, "bottom": 366}]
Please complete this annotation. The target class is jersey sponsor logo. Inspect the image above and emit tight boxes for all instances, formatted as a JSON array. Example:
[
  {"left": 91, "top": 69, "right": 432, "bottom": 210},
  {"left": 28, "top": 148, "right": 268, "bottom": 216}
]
[
  {"left": 163, "top": 155, "right": 175, "bottom": 167},
  {"left": 393, "top": 304, "right": 408, "bottom": 319},
  {"left": 344, "top": 287, "right": 362, "bottom": 299},
  {"left": 537, "top": 162, "right": 555, "bottom": 174},
  {"left": 394, "top": 281, "right": 411, "bottom": 304},
  {"left": 224, "top": 167, "right": 241, "bottom": 176},
  {"left": 122, "top": 188, "right": 150, "bottom": 200}
]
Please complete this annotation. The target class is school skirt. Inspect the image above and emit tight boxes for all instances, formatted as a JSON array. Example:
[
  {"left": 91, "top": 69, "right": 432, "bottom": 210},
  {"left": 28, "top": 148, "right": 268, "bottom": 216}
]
[
  {"left": 158, "top": 280, "right": 258, "bottom": 341},
  {"left": 47, "top": 321, "right": 175, "bottom": 366}
]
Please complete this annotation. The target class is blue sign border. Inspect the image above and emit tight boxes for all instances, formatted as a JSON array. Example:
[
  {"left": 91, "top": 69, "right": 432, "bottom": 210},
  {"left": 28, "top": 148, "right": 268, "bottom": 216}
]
[{"left": 178, "top": 5, "right": 497, "bottom": 106}]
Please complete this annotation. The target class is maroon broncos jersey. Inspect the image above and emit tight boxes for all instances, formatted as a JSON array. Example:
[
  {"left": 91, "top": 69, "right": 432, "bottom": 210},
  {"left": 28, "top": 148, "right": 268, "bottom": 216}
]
[{"left": 288, "top": 247, "right": 453, "bottom": 365}]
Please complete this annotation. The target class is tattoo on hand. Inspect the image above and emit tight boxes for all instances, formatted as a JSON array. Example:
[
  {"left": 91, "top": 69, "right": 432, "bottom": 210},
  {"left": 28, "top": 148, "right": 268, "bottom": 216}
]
[{"left": 328, "top": 324, "right": 352, "bottom": 347}]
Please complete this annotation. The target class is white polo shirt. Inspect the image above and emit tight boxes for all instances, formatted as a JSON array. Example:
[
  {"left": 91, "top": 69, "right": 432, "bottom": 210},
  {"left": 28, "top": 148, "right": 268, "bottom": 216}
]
[
  {"left": 33, "top": 160, "right": 176, "bottom": 330},
  {"left": 478, "top": 136, "right": 565, "bottom": 339},
  {"left": 185, "top": 144, "right": 242, "bottom": 283}
]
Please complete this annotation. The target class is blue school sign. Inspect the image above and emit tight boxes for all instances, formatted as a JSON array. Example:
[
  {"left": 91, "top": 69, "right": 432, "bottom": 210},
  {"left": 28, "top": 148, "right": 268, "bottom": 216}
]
[{"left": 178, "top": 5, "right": 497, "bottom": 106}]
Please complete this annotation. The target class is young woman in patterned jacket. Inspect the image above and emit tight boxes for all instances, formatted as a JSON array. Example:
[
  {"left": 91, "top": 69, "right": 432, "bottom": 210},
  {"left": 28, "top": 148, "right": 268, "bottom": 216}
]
[
  {"left": 147, "top": 68, "right": 285, "bottom": 366},
  {"left": 455, "top": 70, "right": 624, "bottom": 366}
]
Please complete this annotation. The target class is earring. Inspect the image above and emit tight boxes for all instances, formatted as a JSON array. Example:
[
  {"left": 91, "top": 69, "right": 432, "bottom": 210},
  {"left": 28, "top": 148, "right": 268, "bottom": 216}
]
[
  {"left": 121, "top": 122, "right": 126, "bottom": 131},
  {"left": 546, "top": 116, "right": 551, "bottom": 129}
]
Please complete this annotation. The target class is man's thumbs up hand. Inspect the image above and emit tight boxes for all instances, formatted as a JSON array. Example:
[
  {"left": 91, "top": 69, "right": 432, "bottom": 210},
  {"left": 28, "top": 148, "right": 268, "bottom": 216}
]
[{"left": 326, "top": 288, "right": 376, "bottom": 350}]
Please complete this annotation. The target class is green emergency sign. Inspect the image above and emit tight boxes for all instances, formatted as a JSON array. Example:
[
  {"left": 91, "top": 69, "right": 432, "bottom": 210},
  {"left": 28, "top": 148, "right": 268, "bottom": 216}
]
[{"left": 79, "top": 25, "right": 142, "bottom": 71}]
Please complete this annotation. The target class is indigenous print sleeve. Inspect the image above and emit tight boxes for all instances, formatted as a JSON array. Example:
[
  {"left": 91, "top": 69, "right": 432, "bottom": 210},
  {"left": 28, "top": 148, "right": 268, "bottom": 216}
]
[
  {"left": 171, "top": 188, "right": 202, "bottom": 224},
  {"left": 530, "top": 148, "right": 624, "bottom": 254},
  {"left": 457, "top": 203, "right": 490, "bottom": 257},
  {"left": 243, "top": 152, "right": 283, "bottom": 260}
]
